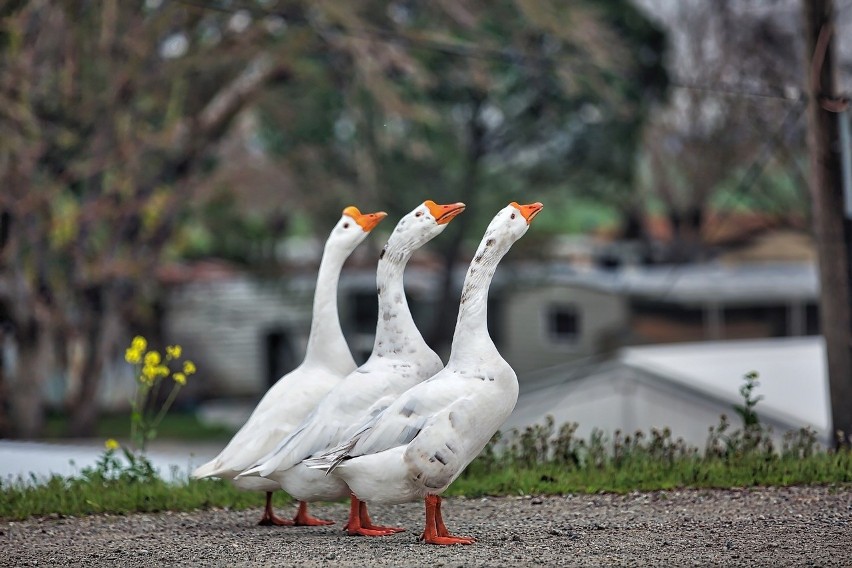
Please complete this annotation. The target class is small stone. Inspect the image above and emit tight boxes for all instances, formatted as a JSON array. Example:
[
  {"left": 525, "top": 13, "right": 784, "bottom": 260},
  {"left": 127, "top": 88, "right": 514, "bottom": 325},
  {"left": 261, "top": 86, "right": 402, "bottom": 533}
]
[
  {"left": 511, "top": 534, "right": 523, "bottom": 542},
  {"left": 531, "top": 498, "right": 544, "bottom": 505}
]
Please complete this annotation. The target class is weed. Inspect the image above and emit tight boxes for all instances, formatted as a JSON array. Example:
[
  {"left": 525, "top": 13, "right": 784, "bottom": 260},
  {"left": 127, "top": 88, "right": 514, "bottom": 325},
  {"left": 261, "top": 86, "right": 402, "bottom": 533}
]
[{"left": 459, "top": 371, "right": 850, "bottom": 496}]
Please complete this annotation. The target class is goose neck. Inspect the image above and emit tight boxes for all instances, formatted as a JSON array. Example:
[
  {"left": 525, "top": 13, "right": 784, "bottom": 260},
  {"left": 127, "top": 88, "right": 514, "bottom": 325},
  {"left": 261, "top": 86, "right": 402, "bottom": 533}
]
[
  {"left": 303, "top": 241, "right": 356, "bottom": 372},
  {"left": 449, "top": 241, "right": 507, "bottom": 357},
  {"left": 372, "top": 250, "right": 426, "bottom": 357}
]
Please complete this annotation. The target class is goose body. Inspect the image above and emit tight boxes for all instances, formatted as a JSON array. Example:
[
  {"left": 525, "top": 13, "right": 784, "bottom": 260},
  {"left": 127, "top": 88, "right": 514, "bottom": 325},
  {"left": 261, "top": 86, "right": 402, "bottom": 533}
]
[
  {"left": 306, "top": 202, "right": 543, "bottom": 543},
  {"left": 192, "top": 206, "right": 386, "bottom": 525},
  {"left": 239, "top": 200, "right": 465, "bottom": 534}
]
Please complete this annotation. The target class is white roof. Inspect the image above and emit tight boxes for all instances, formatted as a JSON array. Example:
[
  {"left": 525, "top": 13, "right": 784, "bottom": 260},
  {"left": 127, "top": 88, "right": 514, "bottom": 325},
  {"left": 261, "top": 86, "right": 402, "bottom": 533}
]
[
  {"left": 507, "top": 336, "right": 831, "bottom": 448},
  {"left": 620, "top": 336, "right": 830, "bottom": 432}
]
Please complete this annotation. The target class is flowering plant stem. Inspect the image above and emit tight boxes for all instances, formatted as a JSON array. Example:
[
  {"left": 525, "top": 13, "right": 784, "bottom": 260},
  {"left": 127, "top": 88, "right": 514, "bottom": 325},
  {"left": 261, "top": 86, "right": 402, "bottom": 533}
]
[
  {"left": 122, "top": 336, "right": 197, "bottom": 453},
  {"left": 149, "top": 383, "right": 182, "bottom": 440}
]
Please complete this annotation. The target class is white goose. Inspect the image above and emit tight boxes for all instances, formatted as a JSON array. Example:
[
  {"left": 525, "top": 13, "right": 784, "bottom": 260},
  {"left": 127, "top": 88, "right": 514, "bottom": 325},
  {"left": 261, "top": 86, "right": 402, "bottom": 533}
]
[
  {"left": 239, "top": 200, "right": 466, "bottom": 536},
  {"left": 305, "top": 202, "right": 543, "bottom": 545},
  {"left": 192, "top": 206, "right": 386, "bottom": 526}
]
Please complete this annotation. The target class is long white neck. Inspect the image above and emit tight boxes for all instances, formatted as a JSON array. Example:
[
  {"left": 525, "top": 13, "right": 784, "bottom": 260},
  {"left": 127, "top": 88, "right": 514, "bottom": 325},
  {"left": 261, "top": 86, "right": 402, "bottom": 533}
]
[
  {"left": 371, "top": 246, "right": 430, "bottom": 358},
  {"left": 448, "top": 236, "right": 509, "bottom": 362},
  {"left": 303, "top": 240, "right": 356, "bottom": 374}
]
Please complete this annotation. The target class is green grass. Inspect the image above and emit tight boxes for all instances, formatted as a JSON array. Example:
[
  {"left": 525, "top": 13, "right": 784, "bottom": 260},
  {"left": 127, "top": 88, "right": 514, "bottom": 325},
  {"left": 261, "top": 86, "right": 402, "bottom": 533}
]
[
  {"left": 448, "top": 453, "right": 852, "bottom": 497},
  {"left": 3, "top": 451, "right": 849, "bottom": 521},
  {"left": 4, "top": 374, "right": 850, "bottom": 521},
  {"left": 0, "top": 476, "right": 288, "bottom": 521}
]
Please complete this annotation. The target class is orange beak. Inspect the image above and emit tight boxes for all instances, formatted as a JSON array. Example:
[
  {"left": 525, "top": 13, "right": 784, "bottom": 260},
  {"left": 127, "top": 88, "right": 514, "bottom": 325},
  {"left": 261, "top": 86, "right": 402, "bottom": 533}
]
[
  {"left": 510, "top": 202, "right": 543, "bottom": 224},
  {"left": 424, "top": 200, "right": 466, "bottom": 225},
  {"left": 343, "top": 206, "right": 388, "bottom": 232}
]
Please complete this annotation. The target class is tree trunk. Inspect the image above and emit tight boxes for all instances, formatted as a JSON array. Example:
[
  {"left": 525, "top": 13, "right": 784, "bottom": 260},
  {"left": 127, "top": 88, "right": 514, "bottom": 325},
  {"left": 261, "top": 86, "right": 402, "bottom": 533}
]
[
  {"left": 0, "top": 332, "right": 9, "bottom": 438},
  {"left": 802, "top": 0, "right": 852, "bottom": 448},
  {"left": 68, "top": 285, "right": 121, "bottom": 437},
  {"left": 9, "top": 315, "right": 53, "bottom": 438}
]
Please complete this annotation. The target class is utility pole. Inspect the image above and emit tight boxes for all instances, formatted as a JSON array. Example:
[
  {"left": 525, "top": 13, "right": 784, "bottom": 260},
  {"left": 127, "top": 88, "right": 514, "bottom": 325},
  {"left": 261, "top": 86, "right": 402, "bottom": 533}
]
[{"left": 803, "top": 0, "right": 852, "bottom": 448}]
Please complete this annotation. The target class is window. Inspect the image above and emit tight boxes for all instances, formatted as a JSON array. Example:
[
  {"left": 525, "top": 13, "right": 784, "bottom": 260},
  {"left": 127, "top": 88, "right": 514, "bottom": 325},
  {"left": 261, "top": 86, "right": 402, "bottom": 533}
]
[
  {"left": 265, "top": 329, "right": 296, "bottom": 387},
  {"left": 350, "top": 291, "right": 378, "bottom": 333},
  {"left": 547, "top": 304, "right": 580, "bottom": 344}
]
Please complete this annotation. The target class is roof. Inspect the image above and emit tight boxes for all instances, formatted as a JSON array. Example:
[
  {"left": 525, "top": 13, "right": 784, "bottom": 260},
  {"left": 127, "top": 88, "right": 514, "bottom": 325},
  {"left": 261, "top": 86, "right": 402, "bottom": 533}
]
[
  {"left": 620, "top": 336, "right": 829, "bottom": 433},
  {"left": 516, "top": 262, "right": 819, "bottom": 305},
  {"left": 508, "top": 336, "right": 830, "bottom": 445}
]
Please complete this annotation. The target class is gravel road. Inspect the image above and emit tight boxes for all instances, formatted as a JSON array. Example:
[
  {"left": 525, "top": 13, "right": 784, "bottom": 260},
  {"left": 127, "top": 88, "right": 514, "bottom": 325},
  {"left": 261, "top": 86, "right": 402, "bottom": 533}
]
[{"left": 4, "top": 486, "right": 850, "bottom": 567}]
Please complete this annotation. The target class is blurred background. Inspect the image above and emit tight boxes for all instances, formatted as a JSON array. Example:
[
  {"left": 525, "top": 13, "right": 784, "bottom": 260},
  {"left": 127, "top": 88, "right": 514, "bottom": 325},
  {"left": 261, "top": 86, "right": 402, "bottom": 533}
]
[{"left": 1, "top": 0, "right": 850, "bottom": 452}]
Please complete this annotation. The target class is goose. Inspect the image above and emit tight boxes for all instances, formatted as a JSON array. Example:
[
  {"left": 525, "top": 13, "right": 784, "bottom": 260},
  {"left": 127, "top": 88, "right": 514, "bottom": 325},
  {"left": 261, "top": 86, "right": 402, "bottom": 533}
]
[
  {"left": 305, "top": 202, "right": 543, "bottom": 545},
  {"left": 239, "top": 200, "right": 466, "bottom": 536},
  {"left": 192, "top": 206, "right": 387, "bottom": 526}
]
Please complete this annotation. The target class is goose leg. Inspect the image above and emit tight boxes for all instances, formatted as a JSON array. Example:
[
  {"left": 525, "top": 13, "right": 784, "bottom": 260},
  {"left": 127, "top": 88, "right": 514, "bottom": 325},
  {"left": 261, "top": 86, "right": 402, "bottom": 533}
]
[
  {"left": 258, "top": 492, "right": 294, "bottom": 526},
  {"left": 359, "top": 501, "right": 405, "bottom": 534},
  {"left": 291, "top": 500, "right": 335, "bottom": 526},
  {"left": 344, "top": 494, "right": 400, "bottom": 536},
  {"left": 421, "top": 495, "right": 474, "bottom": 545}
]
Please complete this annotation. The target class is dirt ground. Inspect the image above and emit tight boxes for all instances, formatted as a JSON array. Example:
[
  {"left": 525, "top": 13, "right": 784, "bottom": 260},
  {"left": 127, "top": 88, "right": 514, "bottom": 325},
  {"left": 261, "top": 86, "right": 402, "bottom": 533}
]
[{"left": 3, "top": 485, "right": 850, "bottom": 567}]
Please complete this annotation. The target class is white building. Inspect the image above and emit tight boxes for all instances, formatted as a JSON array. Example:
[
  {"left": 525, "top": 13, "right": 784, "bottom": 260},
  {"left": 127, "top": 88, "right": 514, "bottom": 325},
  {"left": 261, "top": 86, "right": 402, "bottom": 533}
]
[{"left": 504, "top": 336, "right": 831, "bottom": 449}]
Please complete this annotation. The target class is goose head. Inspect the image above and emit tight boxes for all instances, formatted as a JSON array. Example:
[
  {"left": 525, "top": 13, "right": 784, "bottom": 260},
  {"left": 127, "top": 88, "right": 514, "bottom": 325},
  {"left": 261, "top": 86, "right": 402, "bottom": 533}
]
[
  {"left": 382, "top": 200, "right": 466, "bottom": 258},
  {"left": 327, "top": 206, "right": 388, "bottom": 253},
  {"left": 480, "top": 201, "right": 543, "bottom": 253}
]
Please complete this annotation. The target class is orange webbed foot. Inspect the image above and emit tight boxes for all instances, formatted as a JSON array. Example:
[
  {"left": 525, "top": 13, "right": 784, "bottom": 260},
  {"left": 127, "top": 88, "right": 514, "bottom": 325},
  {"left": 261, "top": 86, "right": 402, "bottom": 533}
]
[
  {"left": 292, "top": 501, "right": 335, "bottom": 526},
  {"left": 293, "top": 514, "right": 335, "bottom": 526},
  {"left": 362, "top": 522, "right": 405, "bottom": 534},
  {"left": 258, "top": 514, "right": 295, "bottom": 526},
  {"left": 347, "top": 526, "right": 400, "bottom": 537},
  {"left": 344, "top": 495, "right": 405, "bottom": 536},
  {"left": 421, "top": 495, "right": 475, "bottom": 545},
  {"left": 422, "top": 534, "right": 476, "bottom": 545}
]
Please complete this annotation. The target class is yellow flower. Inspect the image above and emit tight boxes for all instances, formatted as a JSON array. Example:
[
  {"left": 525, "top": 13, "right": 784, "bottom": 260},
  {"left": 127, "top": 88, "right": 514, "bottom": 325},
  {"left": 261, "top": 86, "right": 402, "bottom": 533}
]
[
  {"left": 173, "top": 372, "right": 187, "bottom": 385},
  {"left": 131, "top": 336, "right": 147, "bottom": 352},
  {"left": 104, "top": 438, "right": 120, "bottom": 451},
  {"left": 165, "top": 345, "right": 182, "bottom": 360},
  {"left": 183, "top": 360, "right": 196, "bottom": 375},
  {"left": 156, "top": 365, "right": 170, "bottom": 378},
  {"left": 124, "top": 347, "right": 142, "bottom": 365},
  {"left": 144, "top": 351, "right": 161, "bottom": 366},
  {"left": 142, "top": 364, "right": 159, "bottom": 382}
]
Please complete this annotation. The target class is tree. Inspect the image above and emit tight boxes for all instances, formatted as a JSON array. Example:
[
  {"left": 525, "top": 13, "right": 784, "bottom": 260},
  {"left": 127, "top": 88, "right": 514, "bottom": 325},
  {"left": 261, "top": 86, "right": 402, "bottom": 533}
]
[
  {"left": 802, "top": 0, "right": 852, "bottom": 448},
  {"left": 639, "top": 0, "right": 810, "bottom": 260},
  {"left": 256, "top": 0, "right": 668, "bottom": 349},
  {"left": 0, "top": 0, "right": 290, "bottom": 436}
]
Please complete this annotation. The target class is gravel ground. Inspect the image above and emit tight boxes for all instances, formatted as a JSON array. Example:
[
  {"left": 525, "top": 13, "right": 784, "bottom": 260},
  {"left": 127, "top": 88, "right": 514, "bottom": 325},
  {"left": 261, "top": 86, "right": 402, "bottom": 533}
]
[{"left": 3, "top": 486, "right": 851, "bottom": 567}]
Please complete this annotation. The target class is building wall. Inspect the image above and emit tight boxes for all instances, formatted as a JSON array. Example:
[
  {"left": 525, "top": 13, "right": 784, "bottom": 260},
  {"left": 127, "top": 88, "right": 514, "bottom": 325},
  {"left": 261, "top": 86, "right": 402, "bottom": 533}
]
[
  {"left": 164, "top": 276, "right": 313, "bottom": 397},
  {"left": 500, "top": 285, "right": 629, "bottom": 374}
]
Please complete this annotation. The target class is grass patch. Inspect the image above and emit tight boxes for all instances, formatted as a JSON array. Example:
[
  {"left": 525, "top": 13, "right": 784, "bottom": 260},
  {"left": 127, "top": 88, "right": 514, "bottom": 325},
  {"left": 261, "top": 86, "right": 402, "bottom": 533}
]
[
  {"left": 0, "top": 449, "right": 287, "bottom": 521},
  {"left": 448, "top": 452, "right": 852, "bottom": 497},
  {"left": 4, "top": 372, "right": 850, "bottom": 521},
  {"left": 0, "top": 476, "right": 286, "bottom": 521}
]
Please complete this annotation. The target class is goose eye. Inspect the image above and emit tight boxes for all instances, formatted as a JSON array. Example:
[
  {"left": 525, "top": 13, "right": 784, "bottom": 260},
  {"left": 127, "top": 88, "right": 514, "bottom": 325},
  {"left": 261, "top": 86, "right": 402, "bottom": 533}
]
[
  {"left": 510, "top": 213, "right": 516, "bottom": 220},
  {"left": 343, "top": 222, "right": 350, "bottom": 229},
  {"left": 415, "top": 211, "right": 423, "bottom": 217}
]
